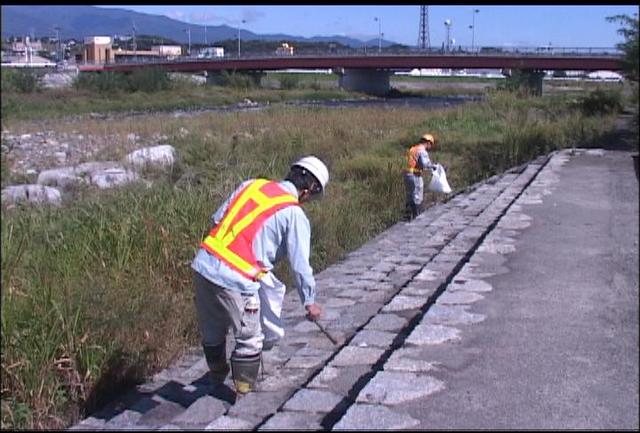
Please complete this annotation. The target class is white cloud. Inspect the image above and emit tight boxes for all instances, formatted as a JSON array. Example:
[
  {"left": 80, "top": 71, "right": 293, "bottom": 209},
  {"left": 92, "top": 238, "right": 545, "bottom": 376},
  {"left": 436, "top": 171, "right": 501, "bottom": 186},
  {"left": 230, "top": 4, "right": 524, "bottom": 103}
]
[
  {"left": 189, "top": 11, "right": 228, "bottom": 24},
  {"left": 166, "top": 10, "right": 186, "bottom": 21}
]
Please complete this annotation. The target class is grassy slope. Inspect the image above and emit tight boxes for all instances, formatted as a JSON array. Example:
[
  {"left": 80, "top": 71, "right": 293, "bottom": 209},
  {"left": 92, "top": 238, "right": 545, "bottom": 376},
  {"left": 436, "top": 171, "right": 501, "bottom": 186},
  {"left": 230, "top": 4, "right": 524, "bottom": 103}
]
[{"left": 1, "top": 74, "right": 630, "bottom": 429}]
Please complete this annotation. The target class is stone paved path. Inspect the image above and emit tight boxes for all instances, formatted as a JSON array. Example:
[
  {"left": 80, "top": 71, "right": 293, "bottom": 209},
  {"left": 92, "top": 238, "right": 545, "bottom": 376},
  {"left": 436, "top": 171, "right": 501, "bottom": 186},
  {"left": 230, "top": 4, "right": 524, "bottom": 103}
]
[{"left": 69, "top": 149, "right": 583, "bottom": 431}]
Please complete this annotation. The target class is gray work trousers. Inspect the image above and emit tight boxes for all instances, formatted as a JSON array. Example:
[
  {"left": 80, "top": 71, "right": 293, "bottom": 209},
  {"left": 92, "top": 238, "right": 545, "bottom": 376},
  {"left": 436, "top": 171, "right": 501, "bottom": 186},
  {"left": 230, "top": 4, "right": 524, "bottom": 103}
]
[
  {"left": 404, "top": 173, "right": 424, "bottom": 206},
  {"left": 193, "top": 271, "right": 263, "bottom": 357}
]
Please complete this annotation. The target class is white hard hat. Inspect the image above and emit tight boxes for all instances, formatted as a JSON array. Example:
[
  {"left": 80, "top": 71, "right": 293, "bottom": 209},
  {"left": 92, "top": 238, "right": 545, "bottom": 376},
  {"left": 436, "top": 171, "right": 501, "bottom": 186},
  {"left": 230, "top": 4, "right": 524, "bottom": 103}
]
[{"left": 292, "top": 155, "right": 329, "bottom": 193}]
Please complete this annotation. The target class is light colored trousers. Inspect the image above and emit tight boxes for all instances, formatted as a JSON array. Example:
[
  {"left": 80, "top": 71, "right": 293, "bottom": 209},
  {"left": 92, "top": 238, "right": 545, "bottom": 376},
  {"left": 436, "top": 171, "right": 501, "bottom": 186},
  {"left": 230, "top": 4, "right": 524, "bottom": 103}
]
[
  {"left": 404, "top": 173, "right": 424, "bottom": 206},
  {"left": 193, "top": 271, "right": 286, "bottom": 357}
]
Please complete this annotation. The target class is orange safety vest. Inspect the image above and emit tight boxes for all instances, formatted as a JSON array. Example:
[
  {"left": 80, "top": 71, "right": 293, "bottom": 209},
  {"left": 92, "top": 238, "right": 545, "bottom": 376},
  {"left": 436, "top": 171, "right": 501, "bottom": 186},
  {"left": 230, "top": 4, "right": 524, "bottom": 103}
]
[
  {"left": 406, "top": 143, "right": 425, "bottom": 174},
  {"left": 200, "top": 179, "right": 298, "bottom": 281}
]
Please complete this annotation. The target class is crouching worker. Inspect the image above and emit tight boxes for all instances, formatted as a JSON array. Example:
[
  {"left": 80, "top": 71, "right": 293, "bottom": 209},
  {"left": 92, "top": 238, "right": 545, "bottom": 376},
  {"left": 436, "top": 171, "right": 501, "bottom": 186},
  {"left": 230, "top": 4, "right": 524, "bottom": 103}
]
[{"left": 191, "top": 156, "right": 329, "bottom": 395}]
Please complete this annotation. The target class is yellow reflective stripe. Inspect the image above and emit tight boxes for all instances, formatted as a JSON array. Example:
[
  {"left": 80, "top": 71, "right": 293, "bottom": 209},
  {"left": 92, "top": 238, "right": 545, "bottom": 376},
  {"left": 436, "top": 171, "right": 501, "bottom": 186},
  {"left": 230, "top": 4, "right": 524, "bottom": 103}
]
[
  {"left": 220, "top": 193, "right": 297, "bottom": 245},
  {"left": 202, "top": 236, "right": 261, "bottom": 278},
  {"left": 215, "top": 179, "right": 269, "bottom": 241},
  {"left": 203, "top": 179, "right": 297, "bottom": 280}
]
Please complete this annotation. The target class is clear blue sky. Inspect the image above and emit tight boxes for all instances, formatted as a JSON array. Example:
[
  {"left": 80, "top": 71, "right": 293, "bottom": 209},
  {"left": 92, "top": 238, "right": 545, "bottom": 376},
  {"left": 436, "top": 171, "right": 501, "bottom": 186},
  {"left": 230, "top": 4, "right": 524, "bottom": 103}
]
[{"left": 98, "top": 5, "right": 638, "bottom": 48}]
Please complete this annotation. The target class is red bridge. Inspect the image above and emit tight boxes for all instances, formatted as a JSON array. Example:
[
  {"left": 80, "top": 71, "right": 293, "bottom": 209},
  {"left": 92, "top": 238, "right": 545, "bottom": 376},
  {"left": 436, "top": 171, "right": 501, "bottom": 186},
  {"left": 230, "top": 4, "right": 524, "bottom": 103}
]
[
  {"left": 78, "top": 53, "right": 623, "bottom": 74},
  {"left": 78, "top": 51, "right": 624, "bottom": 95}
]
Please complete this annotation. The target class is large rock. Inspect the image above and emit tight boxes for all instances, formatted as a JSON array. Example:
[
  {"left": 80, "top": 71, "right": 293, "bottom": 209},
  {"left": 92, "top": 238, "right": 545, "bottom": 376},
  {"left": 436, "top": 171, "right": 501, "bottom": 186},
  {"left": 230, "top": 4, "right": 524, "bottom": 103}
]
[
  {"left": 1, "top": 184, "right": 62, "bottom": 207},
  {"left": 37, "top": 161, "right": 140, "bottom": 190},
  {"left": 41, "top": 72, "right": 76, "bottom": 89},
  {"left": 75, "top": 161, "right": 123, "bottom": 174},
  {"left": 90, "top": 168, "right": 141, "bottom": 189},
  {"left": 125, "top": 145, "right": 177, "bottom": 170},
  {"left": 37, "top": 166, "right": 85, "bottom": 190}
]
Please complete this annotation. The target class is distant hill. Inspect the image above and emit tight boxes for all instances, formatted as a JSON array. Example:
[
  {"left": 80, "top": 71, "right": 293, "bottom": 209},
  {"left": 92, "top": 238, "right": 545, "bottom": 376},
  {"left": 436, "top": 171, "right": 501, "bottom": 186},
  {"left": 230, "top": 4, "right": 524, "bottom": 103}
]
[{"left": 1, "top": 5, "right": 399, "bottom": 48}]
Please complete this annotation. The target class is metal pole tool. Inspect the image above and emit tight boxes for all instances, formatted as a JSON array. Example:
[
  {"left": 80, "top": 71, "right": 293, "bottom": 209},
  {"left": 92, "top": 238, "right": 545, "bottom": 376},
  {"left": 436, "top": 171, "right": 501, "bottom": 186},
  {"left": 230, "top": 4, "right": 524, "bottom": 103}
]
[{"left": 313, "top": 320, "right": 338, "bottom": 345}]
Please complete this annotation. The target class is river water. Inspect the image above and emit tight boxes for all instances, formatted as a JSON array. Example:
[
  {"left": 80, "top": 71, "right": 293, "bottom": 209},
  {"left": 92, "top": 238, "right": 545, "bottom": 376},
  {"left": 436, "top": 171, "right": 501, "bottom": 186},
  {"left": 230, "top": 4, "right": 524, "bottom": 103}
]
[{"left": 167, "top": 94, "right": 484, "bottom": 119}]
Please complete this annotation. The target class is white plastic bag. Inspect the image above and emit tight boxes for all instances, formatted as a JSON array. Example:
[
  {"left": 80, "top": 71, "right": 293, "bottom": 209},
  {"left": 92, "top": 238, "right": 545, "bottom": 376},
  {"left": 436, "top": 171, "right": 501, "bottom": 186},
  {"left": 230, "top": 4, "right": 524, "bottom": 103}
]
[{"left": 428, "top": 163, "right": 452, "bottom": 194}]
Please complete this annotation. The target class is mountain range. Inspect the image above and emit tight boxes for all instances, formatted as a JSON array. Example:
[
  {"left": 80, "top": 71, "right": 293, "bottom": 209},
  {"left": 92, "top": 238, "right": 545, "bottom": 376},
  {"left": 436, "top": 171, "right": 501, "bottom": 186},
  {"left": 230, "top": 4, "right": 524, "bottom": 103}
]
[{"left": 1, "top": 5, "right": 399, "bottom": 48}]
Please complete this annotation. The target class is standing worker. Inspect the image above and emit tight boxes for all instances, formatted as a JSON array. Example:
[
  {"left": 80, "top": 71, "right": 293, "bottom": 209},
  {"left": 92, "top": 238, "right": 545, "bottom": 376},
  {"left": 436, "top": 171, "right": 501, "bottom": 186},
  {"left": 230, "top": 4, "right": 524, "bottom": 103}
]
[
  {"left": 191, "top": 156, "right": 329, "bottom": 395},
  {"left": 403, "top": 133, "right": 438, "bottom": 220}
]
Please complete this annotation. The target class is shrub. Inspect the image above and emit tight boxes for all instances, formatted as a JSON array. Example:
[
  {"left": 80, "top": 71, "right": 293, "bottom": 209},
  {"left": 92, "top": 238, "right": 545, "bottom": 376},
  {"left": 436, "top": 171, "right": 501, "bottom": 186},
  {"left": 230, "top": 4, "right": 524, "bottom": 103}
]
[
  {"left": 579, "top": 89, "right": 623, "bottom": 116},
  {"left": 73, "top": 69, "right": 170, "bottom": 94},
  {"left": 216, "top": 71, "right": 257, "bottom": 89},
  {"left": 1, "top": 69, "right": 42, "bottom": 93},
  {"left": 73, "top": 71, "right": 127, "bottom": 94},
  {"left": 279, "top": 74, "right": 300, "bottom": 90},
  {"left": 498, "top": 69, "right": 545, "bottom": 96},
  {"left": 126, "top": 68, "right": 170, "bottom": 93}
]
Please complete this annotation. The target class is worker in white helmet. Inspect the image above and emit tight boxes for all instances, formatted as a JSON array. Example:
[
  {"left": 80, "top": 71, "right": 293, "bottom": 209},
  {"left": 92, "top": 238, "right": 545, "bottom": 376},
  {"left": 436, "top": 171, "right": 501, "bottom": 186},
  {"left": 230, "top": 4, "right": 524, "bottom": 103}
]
[
  {"left": 404, "top": 133, "right": 439, "bottom": 220},
  {"left": 191, "top": 155, "right": 329, "bottom": 395}
]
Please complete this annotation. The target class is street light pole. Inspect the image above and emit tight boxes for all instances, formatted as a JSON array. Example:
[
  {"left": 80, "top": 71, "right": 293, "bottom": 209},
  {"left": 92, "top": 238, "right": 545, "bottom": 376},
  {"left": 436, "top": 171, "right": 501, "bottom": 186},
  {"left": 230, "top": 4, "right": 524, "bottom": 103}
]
[
  {"left": 444, "top": 19, "right": 451, "bottom": 53},
  {"left": 187, "top": 27, "right": 191, "bottom": 56},
  {"left": 471, "top": 9, "right": 479, "bottom": 52},
  {"left": 204, "top": 25, "right": 207, "bottom": 45},
  {"left": 54, "top": 26, "right": 61, "bottom": 63},
  {"left": 237, "top": 19, "right": 246, "bottom": 58},
  {"left": 374, "top": 17, "right": 382, "bottom": 53}
]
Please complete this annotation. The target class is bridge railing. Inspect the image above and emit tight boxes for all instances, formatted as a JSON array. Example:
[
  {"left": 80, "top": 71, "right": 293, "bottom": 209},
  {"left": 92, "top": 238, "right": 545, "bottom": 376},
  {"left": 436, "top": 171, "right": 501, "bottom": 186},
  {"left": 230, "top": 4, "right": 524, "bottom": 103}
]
[{"left": 78, "top": 46, "right": 623, "bottom": 67}]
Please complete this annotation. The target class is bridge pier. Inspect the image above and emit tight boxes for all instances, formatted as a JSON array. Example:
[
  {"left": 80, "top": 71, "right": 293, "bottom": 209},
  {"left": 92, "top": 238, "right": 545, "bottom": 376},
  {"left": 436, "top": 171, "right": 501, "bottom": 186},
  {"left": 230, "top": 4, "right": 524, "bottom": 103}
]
[{"left": 337, "top": 68, "right": 391, "bottom": 96}]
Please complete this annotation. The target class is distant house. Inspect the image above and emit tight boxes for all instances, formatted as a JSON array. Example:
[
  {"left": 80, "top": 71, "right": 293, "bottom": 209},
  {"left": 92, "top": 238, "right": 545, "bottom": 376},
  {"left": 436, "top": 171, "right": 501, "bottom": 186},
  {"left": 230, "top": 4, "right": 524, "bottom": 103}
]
[
  {"left": 114, "top": 48, "right": 161, "bottom": 62},
  {"left": 152, "top": 45, "right": 182, "bottom": 57},
  {"left": 275, "top": 43, "right": 294, "bottom": 56},
  {"left": 83, "top": 36, "right": 114, "bottom": 64},
  {"left": 11, "top": 39, "right": 43, "bottom": 55},
  {"left": 197, "top": 46, "right": 224, "bottom": 59},
  {"left": 113, "top": 45, "right": 182, "bottom": 62},
  {"left": 1, "top": 36, "right": 55, "bottom": 68}
]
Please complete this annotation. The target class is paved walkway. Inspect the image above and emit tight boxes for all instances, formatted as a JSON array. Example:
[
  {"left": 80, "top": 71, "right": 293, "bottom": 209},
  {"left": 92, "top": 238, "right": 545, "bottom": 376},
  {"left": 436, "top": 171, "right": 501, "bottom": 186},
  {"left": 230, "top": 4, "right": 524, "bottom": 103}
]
[{"left": 69, "top": 148, "right": 639, "bottom": 430}]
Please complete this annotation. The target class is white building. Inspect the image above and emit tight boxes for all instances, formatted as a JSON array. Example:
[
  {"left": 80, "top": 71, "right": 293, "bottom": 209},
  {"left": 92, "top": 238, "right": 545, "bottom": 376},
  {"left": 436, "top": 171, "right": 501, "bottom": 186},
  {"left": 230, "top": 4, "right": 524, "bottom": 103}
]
[
  {"left": 587, "top": 70, "right": 624, "bottom": 82},
  {"left": 152, "top": 45, "right": 183, "bottom": 57},
  {"left": 197, "top": 47, "right": 225, "bottom": 58}
]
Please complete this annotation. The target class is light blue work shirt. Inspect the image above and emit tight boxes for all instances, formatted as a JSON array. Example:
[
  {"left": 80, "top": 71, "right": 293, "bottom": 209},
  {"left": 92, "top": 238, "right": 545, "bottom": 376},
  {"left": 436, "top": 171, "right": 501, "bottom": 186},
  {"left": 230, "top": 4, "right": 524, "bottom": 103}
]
[
  {"left": 414, "top": 145, "right": 435, "bottom": 172},
  {"left": 192, "top": 179, "right": 316, "bottom": 306}
]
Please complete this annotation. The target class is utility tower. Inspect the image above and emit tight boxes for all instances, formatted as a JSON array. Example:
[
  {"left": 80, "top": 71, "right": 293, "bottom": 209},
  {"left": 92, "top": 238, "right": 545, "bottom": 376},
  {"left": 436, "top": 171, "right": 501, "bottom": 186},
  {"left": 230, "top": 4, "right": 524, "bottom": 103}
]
[{"left": 417, "top": 5, "right": 430, "bottom": 50}]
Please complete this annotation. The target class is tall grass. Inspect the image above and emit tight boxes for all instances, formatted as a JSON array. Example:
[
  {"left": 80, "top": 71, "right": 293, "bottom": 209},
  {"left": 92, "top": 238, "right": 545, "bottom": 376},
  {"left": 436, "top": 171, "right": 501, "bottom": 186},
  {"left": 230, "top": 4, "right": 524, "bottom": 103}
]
[
  {"left": 0, "top": 90, "right": 621, "bottom": 429},
  {"left": 1, "top": 69, "right": 44, "bottom": 94}
]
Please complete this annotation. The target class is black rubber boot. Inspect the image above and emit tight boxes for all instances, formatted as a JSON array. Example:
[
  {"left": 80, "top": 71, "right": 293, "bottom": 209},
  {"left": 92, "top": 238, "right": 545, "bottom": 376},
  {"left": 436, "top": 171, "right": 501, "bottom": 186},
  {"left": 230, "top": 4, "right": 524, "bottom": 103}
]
[
  {"left": 230, "top": 352, "right": 261, "bottom": 395},
  {"left": 409, "top": 203, "right": 419, "bottom": 220},
  {"left": 203, "top": 342, "right": 229, "bottom": 385},
  {"left": 404, "top": 202, "right": 413, "bottom": 221}
]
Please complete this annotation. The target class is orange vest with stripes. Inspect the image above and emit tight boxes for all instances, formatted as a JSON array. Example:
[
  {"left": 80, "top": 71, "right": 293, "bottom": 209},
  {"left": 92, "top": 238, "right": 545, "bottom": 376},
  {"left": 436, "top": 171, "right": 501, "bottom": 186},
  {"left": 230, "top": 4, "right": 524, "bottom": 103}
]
[
  {"left": 200, "top": 179, "right": 298, "bottom": 281},
  {"left": 406, "top": 143, "right": 426, "bottom": 174}
]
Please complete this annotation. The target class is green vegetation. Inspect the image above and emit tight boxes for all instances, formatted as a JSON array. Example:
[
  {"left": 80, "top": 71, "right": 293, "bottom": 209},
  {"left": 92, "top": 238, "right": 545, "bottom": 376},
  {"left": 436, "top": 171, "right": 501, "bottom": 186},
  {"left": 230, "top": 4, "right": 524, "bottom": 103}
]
[
  {"left": 607, "top": 12, "right": 639, "bottom": 138},
  {"left": 0, "top": 69, "right": 630, "bottom": 430},
  {"left": 499, "top": 69, "right": 546, "bottom": 96},
  {"left": 0, "top": 71, "right": 359, "bottom": 122},
  {"left": 73, "top": 68, "right": 171, "bottom": 94},
  {"left": 1, "top": 69, "right": 44, "bottom": 93},
  {"left": 577, "top": 88, "right": 624, "bottom": 116},
  {"left": 607, "top": 13, "right": 639, "bottom": 83}
]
